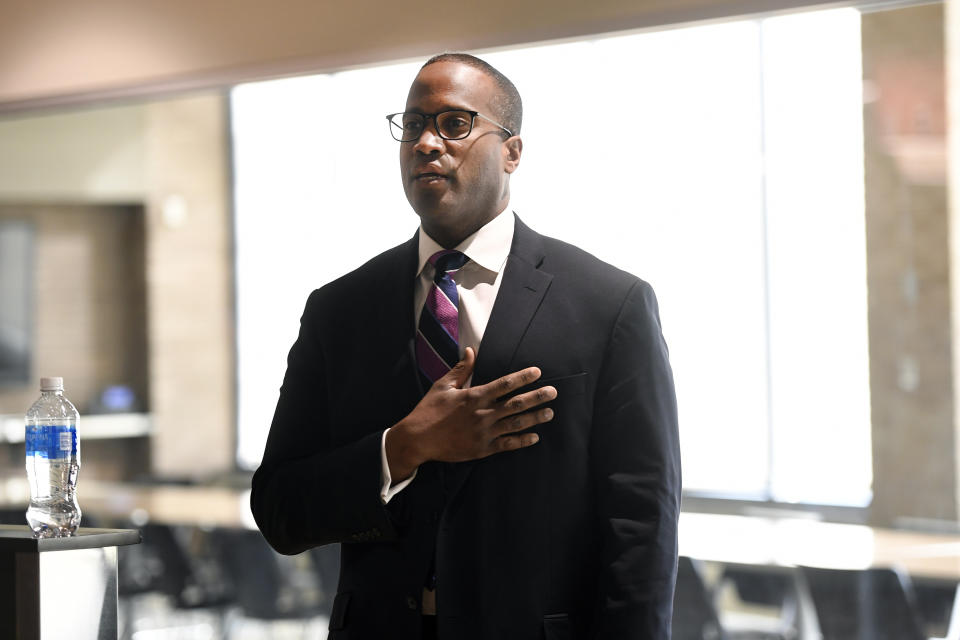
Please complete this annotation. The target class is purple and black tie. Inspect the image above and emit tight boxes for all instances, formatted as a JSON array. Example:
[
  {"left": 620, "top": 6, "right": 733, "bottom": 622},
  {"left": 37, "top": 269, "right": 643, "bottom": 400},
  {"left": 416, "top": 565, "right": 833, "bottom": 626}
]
[{"left": 416, "top": 250, "right": 470, "bottom": 389}]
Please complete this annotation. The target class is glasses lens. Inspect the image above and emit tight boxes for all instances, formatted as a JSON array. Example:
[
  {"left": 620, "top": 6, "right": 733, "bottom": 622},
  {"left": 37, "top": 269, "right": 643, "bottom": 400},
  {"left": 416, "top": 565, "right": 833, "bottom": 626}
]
[
  {"left": 388, "top": 113, "right": 425, "bottom": 141},
  {"left": 436, "top": 111, "right": 474, "bottom": 140}
]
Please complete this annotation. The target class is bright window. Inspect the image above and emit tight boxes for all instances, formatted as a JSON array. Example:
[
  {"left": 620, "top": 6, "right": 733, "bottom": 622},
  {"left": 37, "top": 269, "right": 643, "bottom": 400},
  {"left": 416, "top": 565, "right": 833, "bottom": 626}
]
[{"left": 232, "top": 8, "right": 871, "bottom": 507}]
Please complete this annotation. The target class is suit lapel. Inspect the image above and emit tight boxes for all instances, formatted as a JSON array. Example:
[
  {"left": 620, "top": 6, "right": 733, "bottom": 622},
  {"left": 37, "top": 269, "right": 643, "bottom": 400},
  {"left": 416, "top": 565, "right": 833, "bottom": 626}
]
[
  {"left": 472, "top": 219, "right": 553, "bottom": 385},
  {"left": 445, "top": 215, "right": 554, "bottom": 502},
  {"left": 380, "top": 232, "right": 423, "bottom": 407}
]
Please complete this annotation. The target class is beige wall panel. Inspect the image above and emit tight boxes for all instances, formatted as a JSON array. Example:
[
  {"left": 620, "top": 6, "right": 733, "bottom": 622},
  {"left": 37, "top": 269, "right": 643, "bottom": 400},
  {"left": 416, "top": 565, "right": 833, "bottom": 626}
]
[
  {"left": 142, "top": 93, "right": 235, "bottom": 477},
  {"left": 863, "top": 4, "right": 957, "bottom": 526},
  {"left": 949, "top": 0, "right": 960, "bottom": 521}
]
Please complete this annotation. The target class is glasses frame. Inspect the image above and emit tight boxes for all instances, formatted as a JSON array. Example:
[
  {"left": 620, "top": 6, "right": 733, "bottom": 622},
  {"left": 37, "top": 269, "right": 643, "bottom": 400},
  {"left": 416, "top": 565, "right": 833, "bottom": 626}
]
[{"left": 385, "top": 110, "right": 513, "bottom": 142}]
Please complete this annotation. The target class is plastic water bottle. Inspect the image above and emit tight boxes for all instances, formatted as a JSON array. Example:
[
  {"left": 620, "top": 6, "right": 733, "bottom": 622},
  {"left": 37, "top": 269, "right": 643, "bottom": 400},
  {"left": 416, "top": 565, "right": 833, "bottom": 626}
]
[{"left": 25, "top": 377, "right": 82, "bottom": 537}]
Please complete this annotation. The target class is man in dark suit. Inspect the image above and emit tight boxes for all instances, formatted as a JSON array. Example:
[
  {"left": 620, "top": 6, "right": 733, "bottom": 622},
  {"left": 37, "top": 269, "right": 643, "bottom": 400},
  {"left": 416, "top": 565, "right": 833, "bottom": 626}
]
[{"left": 251, "top": 53, "right": 681, "bottom": 639}]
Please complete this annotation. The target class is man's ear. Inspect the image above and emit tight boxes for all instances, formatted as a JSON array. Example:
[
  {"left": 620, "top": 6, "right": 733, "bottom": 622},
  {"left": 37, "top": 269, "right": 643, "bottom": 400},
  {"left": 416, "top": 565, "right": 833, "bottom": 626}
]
[{"left": 502, "top": 136, "right": 522, "bottom": 174}]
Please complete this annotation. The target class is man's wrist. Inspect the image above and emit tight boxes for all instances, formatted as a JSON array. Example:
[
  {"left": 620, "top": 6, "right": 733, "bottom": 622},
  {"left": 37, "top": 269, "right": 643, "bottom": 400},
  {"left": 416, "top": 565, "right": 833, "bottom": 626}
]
[{"left": 385, "top": 421, "right": 424, "bottom": 483}]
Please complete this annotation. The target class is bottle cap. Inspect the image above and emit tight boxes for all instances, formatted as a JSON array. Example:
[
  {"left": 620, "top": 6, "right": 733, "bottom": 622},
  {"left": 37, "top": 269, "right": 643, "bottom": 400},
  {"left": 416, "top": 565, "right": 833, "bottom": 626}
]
[{"left": 40, "top": 377, "right": 63, "bottom": 391}]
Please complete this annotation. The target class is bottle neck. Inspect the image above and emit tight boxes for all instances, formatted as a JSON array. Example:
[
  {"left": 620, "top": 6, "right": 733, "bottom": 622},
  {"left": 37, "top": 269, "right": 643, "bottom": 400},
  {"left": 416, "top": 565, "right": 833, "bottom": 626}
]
[{"left": 41, "top": 389, "right": 63, "bottom": 396}]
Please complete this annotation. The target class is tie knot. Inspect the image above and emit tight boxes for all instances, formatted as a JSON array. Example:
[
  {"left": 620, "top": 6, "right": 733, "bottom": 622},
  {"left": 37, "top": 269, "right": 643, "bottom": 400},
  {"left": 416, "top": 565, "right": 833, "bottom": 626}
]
[{"left": 429, "top": 250, "right": 468, "bottom": 280}]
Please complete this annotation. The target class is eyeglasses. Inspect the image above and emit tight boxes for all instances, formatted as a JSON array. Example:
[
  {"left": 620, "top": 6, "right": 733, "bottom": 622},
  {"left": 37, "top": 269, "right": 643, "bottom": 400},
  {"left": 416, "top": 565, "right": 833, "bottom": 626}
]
[{"left": 386, "top": 110, "right": 513, "bottom": 142}]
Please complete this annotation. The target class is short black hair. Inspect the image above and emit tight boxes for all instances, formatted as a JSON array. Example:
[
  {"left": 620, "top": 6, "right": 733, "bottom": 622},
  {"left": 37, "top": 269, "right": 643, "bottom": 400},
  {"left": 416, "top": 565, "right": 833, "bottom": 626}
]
[{"left": 422, "top": 53, "right": 522, "bottom": 136}]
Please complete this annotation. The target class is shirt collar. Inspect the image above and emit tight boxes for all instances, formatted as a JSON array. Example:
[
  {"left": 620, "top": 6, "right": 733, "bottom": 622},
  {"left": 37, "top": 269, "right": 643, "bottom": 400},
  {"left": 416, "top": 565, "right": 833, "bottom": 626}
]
[{"left": 417, "top": 205, "right": 515, "bottom": 277}]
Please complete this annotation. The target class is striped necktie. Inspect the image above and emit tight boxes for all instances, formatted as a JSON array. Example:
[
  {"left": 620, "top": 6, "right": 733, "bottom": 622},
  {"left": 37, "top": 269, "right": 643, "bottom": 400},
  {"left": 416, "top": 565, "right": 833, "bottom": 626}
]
[{"left": 416, "top": 250, "right": 469, "bottom": 389}]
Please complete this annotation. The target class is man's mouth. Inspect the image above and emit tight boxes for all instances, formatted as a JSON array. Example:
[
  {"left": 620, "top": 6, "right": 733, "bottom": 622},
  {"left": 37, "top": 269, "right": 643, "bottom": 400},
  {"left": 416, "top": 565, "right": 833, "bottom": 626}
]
[{"left": 414, "top": 172, "right": 448, "bottom": 183}]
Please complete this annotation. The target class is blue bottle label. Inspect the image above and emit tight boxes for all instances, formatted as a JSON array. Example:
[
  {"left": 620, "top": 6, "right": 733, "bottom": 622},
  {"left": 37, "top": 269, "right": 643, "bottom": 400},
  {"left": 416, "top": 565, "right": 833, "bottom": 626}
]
[{"left": 25, "top": 425, "right": 77, "bottom": 459}]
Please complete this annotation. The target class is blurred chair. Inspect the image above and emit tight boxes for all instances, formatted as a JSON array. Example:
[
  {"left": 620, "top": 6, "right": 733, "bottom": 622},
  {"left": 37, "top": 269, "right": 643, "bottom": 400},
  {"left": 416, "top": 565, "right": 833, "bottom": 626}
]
[
  {"left": 673, "top": 556, "right": 729, "bottom": 640},
  {"left": 722, "top": 567, "right": 793, "bottom": 607},
  {"left": 118, "top": 523, "right": 235, "bottom": 639},
  {"left": 211, "top": 528, "right": 328, "bottom": 635},
  {"left": 717, "top": 565, "right": 799, "bottom": 639},
  {"left": 915, "top": 579, "right": 960, "bottom": 639},
  {"left": 133, "top": 524, "right": 235, "bottom": 608},
  {"left": 798, "top": 565, "right": 960, "bottom": 640},
  {"left": 307, "top": 541, "right": 341, "bottom": 619}
]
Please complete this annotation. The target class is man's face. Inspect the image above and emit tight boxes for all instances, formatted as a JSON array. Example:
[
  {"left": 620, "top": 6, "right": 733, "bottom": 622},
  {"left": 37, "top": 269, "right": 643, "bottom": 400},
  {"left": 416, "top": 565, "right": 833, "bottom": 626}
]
[{"left": 400, "top": 61, "right": 521, "bottom": 248}]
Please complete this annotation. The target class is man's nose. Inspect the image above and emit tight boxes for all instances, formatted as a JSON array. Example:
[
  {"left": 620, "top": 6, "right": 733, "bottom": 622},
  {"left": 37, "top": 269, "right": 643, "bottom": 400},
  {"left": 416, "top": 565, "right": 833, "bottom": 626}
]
[{"left": 412, "top": 122, "right": 444, "bottom": 154}]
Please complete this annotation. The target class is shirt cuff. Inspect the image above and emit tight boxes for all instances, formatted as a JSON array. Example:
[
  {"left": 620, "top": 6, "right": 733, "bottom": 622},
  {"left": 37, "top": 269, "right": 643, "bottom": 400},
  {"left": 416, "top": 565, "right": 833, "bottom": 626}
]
[{"left": 380, "top": 428, "right": 417, "bottom": 504}]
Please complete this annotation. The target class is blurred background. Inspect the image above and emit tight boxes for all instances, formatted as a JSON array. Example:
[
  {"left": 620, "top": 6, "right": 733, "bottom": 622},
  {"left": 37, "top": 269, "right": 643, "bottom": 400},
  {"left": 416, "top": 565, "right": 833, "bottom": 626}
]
[{"left": 0, "top": 0, "right": 958, "bottom": 638}]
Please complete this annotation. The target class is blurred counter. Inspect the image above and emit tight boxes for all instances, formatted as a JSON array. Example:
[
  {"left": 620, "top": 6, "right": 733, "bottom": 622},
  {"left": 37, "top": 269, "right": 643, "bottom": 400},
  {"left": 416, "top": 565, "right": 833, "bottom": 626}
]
[
  {"left": 680, "top": 511, "right": 960, "bottom": 580},
  {"left": 0, "top": 479, "right": 958, "bottom": 579},
  {"left": 0, "top": 477, "right": 255, "bottom": 530},
  {"left": 0, "top": 413, "right": 152, "bottom": 442}
]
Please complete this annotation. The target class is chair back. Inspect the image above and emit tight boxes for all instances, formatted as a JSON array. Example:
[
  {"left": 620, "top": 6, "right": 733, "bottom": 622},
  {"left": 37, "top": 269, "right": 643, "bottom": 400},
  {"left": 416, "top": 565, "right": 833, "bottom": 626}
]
[
  {"left": 672, "top": 556, "right": 728, "bottom": 640},
  {"left": 800, "top": 566, "right": 926, "bottom": 640},
  {"left": 212, "top": 528, "right": 326, "bottom": 620}
]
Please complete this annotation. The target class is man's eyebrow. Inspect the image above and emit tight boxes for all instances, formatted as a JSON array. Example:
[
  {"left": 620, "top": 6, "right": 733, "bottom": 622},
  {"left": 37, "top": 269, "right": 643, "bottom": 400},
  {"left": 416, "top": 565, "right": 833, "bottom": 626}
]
[{"left": 406, "top": 105, "right": 473, "bottom": 114}]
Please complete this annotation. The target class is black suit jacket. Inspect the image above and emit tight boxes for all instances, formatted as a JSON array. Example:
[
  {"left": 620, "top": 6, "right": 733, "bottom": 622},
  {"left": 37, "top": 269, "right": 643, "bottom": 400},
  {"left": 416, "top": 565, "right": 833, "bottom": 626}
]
[{"left": 251, "top": 215, "right": 681, "bottom": 639}]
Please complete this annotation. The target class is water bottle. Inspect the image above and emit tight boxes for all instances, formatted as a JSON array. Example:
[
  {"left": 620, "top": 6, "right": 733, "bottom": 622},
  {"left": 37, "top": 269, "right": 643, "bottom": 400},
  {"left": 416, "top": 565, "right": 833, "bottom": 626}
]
[{"left": 25, "top": 377, "right": 82, "bottom": 537}]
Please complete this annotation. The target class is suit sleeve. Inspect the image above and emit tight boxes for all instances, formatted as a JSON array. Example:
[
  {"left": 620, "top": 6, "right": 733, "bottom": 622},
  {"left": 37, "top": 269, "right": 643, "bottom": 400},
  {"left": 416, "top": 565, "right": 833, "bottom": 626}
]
[
  {"left": 591, "top": 280, "right": 681, "bottom": 638},
  {"left": 250, "top": 289, "right": 402, "bottom": 555}
]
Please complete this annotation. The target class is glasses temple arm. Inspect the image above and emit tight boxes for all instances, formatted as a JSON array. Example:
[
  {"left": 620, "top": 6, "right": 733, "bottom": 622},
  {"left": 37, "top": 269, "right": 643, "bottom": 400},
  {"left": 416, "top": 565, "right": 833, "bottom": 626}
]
[{"left": 476, "top": 112, "right": 513, "bottom": 137}]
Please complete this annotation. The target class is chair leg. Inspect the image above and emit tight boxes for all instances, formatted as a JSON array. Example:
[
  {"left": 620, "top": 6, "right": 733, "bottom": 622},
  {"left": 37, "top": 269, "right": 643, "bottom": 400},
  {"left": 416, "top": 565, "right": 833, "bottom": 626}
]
[
  {"left": 791, "top": 570, "right": 822, "bottom": 640},
  {"left": 941, "top": 584, "right": 960, "bottom": 640}
]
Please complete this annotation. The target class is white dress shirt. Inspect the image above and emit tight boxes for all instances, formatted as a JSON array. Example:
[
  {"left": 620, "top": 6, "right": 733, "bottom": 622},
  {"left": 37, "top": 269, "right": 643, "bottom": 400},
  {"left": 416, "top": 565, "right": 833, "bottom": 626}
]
[{"left": 379, "top": 208, "right": 515, "bottom": 503}]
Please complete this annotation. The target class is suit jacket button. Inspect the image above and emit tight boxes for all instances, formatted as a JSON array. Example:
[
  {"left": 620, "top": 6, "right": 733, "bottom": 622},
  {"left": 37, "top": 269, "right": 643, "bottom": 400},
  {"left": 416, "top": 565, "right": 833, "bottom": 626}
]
[{"left": 406, "top": 595, "right": 418, "bottom": 610}]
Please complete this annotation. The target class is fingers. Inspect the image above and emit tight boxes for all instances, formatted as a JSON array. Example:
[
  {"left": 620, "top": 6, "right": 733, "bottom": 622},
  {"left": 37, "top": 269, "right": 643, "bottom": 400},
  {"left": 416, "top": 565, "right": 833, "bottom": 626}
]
[
  {"left": 499, "top": 385, "right": 557, "bottom": 417},
  {"left": 440, "top": 347, "right": 476, "bottom": 389},
  {"left": 495, "top": 431, "right": 541, "bottom": 452},
  {"left": 478, "top": 365, "right": 543, "bottom": 400},
  {"left": 482, "top": 409, "right": 550, "bottom": 458},
  {"left": 495, "top": 405, "right": 554, "bottom": 437}
]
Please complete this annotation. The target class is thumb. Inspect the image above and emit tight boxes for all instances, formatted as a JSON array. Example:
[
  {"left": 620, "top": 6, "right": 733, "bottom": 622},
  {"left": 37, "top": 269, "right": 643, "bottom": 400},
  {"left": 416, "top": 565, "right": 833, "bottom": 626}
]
[{"left": 443, "top": 347, "right": 476, "bottom": 389}]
